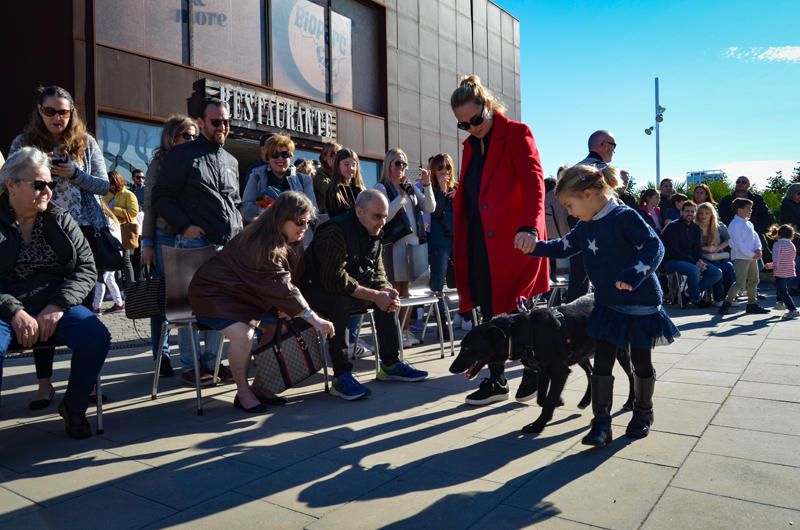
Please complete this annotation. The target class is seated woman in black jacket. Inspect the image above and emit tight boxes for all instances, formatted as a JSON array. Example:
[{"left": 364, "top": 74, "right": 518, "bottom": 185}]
[{"left": 0, "top": 147, "right": 110, "bottom": 439}]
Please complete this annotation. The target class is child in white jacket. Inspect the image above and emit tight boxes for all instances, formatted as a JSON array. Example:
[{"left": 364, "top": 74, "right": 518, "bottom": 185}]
[{"left": 719, "top": 198, "right": 770, "bottom": 315}]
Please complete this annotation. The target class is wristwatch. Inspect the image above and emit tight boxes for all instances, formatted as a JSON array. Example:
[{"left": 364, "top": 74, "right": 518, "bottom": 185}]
[{"left": 303, "top": 308, "right": 314, "bottom": 319}]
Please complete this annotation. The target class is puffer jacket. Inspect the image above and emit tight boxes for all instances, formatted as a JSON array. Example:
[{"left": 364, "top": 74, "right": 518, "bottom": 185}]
[
  {"left": 153, "top": 135, "right": 243, "bottom": 245},
  {"left": 0, "top": 195, "right": 96, "bottom": 320}
]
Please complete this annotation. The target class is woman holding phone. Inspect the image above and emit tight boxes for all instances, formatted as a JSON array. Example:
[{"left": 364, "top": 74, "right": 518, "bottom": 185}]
[
  {"left": 9, "top": 85, "right": 110, "bottom": 411},
  {"left": 374, "top": 148, "right": 436, "bottom": 347}
]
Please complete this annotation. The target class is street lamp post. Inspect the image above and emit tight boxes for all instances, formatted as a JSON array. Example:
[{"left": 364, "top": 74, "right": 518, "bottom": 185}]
[{"left": 644, "top": 77, "right": 665, "bottom": 187}]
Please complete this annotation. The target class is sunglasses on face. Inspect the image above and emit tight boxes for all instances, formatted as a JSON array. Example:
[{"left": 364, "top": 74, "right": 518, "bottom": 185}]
[
  {"left": 271, "top": 151, "right": 293, "bottom": 160},
  {"left": 393, "top": 160, "right": 408, "bottom": 168},
  {"left": 16, "top": 179, "right": 56, "bottom": 192},
  {"left": 437, "top": 165, "right": 452, "bottom": 171},
  {"left": 40, "top": 106, "right": 72, "bottom": 118},
  {"left": 209, "top": 118, "right": 231, "bottom": 128},
  {"left": 179, "top": 132, "right": 197, "bottom": 141},
  {"left": 292, "top": 218, "right": 312, "bottom": 228},
  {"left": 736, "top": 180, "right": 748, "bottom": 185},
  {"left": 456, "top": 103, "right": 485, "bottom": 131}
]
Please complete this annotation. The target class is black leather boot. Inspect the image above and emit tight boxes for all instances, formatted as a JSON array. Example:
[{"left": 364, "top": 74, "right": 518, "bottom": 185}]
[
  {"left": 581, "top": 375, "right": 614, "bottom": 447},
  {"left": 626, "top": 373, "right": 655, "bottom": 439}
]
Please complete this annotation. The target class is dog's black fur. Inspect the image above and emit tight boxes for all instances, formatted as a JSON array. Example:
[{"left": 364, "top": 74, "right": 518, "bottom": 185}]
[{"left": 449, "top": 294, "right": 634, "bottom": 434}]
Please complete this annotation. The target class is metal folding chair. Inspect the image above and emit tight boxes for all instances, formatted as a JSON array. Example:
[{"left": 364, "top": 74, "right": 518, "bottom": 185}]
[
  {"left": 348, "top": 307, "right": 381, "bottom": 377},
  {"left": 395, "top": 292, "right": 445, "bottom": 361},
  {"left": 151, "top": 245, "right": 225, "bottom": 415}
]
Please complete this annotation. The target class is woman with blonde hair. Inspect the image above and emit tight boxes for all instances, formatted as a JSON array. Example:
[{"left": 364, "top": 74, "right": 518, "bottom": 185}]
[
  {"left": 695, "top": 201, "right": 734, "bottom": 304},
  {"left": 374, "top": 147, "right": 436, "bottom": 347},
  {"left": 189, "top": 191, "right": 334, "bottom": 412},
  {"left": 451, "top": 74, "right": 548, "bottom": 405},
  {"left": 140, "top": 113, "right": 199, "bottom": 377},
  {"left": 427, "top": 152, "right": 457, "bottom": 336}
]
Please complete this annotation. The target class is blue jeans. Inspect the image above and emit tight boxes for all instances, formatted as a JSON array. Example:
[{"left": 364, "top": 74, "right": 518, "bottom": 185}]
[
  {"left": 0, "top": 305, "right": 109, "bottom": 413},
  {"left": 775, "top": 277, "right": 798, "bottom": 311},
  {"left": 159, "top": 232, "right": 222, "bottom": 372},
  {"left": 429, "top": 245, "right": 451, "bottom": 318},
  {"left": 716, "top": 259, "right": 735, "bottom": 296},
  {"left": 663, "top": 259, "right": 723, "bottom": 302}
]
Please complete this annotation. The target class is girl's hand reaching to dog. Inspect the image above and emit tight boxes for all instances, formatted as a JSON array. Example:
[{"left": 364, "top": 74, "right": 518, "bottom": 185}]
[{"left": 615, "top": 281, "right": 633, "bottom": 291}]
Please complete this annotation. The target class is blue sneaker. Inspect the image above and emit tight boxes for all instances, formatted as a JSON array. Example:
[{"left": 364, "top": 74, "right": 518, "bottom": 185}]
[
  {"left": 331, "top": 372, "right": 369, "bottom": 401},
  {"left": 377, "top": 360, "right": 428, "bottom": 382}
]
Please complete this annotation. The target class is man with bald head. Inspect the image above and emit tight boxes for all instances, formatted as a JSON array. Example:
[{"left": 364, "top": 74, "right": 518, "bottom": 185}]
[
  {"left": 303, "top": 189, "right": 428, "bottom": 401},
  {"left": 564, "top": 130, "right": 617, "bottom": 302}
]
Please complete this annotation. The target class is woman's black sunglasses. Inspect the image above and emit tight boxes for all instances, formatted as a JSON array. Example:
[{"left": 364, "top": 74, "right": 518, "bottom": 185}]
[
  {"left": 16, "top": 179, "right": 57, "bottom": 192},
  {"left": 456, "top": 103, "right": 485, "bottom": 131},
  {"left": 271, "top": 151, "right": 293, "bottom": 159}
]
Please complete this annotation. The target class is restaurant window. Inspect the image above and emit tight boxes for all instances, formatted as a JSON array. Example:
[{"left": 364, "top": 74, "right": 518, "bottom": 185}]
[
  {"left": 330, "top": 0, "right": 382, "bottom": 115},
  {"left": 97, "top": 116, "right": 162, "bottom": 182},
  {"left": 270, "top": 0, "right": 382, "bottom": 114},
  {"left": 190, "top": 0, "right": 266, "bottom": 85},
  {"left": 95, "top": 0, "right": 188, "bottom": 64}
]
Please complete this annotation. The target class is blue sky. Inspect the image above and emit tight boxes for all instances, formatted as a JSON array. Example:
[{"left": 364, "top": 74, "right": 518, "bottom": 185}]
[{"left": 494, "top": 0, "right": 799, "bottom": 190}]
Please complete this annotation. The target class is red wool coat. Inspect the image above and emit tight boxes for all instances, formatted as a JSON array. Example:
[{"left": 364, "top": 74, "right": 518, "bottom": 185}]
[{"left": 453, "top": 112, "right": 549, "bottom": 315}]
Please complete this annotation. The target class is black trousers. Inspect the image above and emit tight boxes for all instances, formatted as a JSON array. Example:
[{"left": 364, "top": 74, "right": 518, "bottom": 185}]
[
  {"left": 304, "top": 285, "right": 401, "bottom": 376},
  {"left": 593, "top": 339, "right": 654, "bottom": 378}
]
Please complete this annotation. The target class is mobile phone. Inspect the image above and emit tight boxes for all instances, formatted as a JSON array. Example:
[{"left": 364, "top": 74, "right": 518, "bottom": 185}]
[
  {"left": 405, "top": 167, "right": 420, "bottom": 180},
  {"left": 50, "top": 154, "right": 69, "bottom": 165}
]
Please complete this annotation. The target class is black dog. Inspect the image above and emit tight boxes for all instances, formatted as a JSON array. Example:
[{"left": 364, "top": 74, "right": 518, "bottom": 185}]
[{"left": 449, "top": 294, "right": 633, "bottom": 434}]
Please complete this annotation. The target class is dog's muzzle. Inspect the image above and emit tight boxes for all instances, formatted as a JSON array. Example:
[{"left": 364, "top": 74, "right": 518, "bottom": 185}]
[{"left": 464, "top": 361, "right": 486, "bottom": 380}]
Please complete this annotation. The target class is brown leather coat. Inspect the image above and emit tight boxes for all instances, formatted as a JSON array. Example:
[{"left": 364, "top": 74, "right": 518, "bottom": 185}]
[{"left": 188, "top": 237, "right": 308, "bottom": 323}]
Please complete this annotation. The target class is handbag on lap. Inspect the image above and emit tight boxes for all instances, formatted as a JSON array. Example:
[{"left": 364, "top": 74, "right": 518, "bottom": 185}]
[{"left": 251, "top": 319, "right": 325, "bottom": 394}]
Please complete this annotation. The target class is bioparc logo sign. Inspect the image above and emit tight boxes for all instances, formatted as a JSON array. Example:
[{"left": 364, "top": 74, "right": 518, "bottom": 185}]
[{"left": 287, "top": 0, "right": 353, "bottom": 106}]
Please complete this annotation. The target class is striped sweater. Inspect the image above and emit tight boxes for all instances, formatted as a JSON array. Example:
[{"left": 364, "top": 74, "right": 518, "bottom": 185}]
[{"left": 772, "top": 239, "right": 797, "bottom": 278}]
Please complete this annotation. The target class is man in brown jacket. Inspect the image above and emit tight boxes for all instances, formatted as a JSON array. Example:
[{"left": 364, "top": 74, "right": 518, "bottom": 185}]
[{"left": 303, "top": 189, "right": 428, "bottom": 400}]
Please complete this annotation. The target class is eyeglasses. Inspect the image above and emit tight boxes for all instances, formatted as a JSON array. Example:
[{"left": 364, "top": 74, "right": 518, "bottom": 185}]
[
  {"left": 179, "top": 132, "right": 197, "bottom": 141},
  {"left": 456, "top": 103, "right": 485, "bottom": 131},
  {"left": 15, "top": 179, "right": 56, "bottom": 192},
  {"left": 40, "top": 106, "right": 72, "bottom": 118},
  {"left": 393, "top": 160, "right": 408, "bottom": 168},
  {"left": 292, "top": 218, "right": 312, "bottom": 228},
  {"left": 209, "top": 118, "right": 231, "bottom": 128},
  {"left": 271, "top": 151, "right": 293, "bottom": 160}
]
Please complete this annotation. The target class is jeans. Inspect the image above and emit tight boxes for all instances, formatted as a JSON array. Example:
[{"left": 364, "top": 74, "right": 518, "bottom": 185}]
[
  {"left": 149, "top": 231, "right": 221, "bottom": 371},
  {"left": 428, "top": 245, "right": 451, "bottom": 318},
  {"left": 716, "top": 259, "right": 735, "bottom": 297},
  {"left": 774, "top": 277, "right": 797, "bottom": 311},
  {"left": 0, "top": 305, "right": 110, "bottom": 414},
  {"left": 663, "top": 259, "right": 722, "bottom": 302}
]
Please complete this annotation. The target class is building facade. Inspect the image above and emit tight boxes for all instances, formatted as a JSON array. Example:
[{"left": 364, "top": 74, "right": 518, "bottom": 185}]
[
  {"left": 686, "top": 169, "right": 727, "bottom": 186},
  {"left": 3, "top": 0, "right": 520, "bottom": 188}
]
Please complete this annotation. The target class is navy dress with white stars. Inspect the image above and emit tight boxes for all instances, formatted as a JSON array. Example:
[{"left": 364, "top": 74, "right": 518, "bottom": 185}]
[{"left": 530, "top": 201, "right": 679, "bottom": 350}]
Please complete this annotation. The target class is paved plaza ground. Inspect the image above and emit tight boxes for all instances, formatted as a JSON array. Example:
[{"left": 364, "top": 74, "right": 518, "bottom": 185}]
[{"left": 0, "top": 291, "right": 799, "bottom": 529}]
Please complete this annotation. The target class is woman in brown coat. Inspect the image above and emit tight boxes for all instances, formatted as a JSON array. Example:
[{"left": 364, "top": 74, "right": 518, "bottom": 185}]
[{"left": 189, "top": 192, "right": 334, "bottom": 413}]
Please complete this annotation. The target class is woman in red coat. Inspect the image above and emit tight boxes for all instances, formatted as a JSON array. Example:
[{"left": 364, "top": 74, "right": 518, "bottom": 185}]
[{"left": 451, "top": 75, "right": 549, "bottom": 406}]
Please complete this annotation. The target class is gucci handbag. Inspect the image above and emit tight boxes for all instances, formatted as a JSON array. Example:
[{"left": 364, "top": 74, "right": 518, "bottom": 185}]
[
  {"left": 251, "top": 319, "right": 325, "bottom": 394},
  {"left": 124, "top": 266, "right": 165, "bottom": 319}
]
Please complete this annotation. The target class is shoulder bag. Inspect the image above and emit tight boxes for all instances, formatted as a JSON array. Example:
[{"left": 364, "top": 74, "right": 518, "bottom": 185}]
[{"left": 251, "top": 319, "right": 325, "bottom": 394}]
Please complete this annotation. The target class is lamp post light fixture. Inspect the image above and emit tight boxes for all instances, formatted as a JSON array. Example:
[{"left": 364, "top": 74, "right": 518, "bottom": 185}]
[{"left": 644, "top": 77, "right": 665, "bottom": 186}]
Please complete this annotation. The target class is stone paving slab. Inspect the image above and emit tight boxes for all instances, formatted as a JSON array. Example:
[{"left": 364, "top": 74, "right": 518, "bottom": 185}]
[{"left": 1, "top": 293, "right": 799, "bottom": 528}]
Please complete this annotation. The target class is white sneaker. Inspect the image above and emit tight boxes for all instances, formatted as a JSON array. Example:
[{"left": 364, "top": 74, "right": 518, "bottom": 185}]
[
  {"left": 776, "top": 301, "right": 786, "bottom": 311},
  {"left": 402, "top": 330, "right": 420, "bottom": 347},
  {"left": 356, "top": 339, "right": 373, "bottom": 355},
  {"left": 782, "top": 310, "right": 799, "bottom": 320},
  {"left": 461, "top": 319, "right": 473, "bottom": 331}
]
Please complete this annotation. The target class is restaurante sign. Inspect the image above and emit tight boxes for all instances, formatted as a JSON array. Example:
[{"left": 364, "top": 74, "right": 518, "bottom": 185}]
[{"left": 202, "top": 78, "right": 337, "bottom": 141}]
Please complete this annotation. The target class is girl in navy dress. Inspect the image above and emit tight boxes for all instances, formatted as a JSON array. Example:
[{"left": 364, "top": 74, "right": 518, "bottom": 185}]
[{"left": 522, "top": 164, "right": 679, "bottom": 446}]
